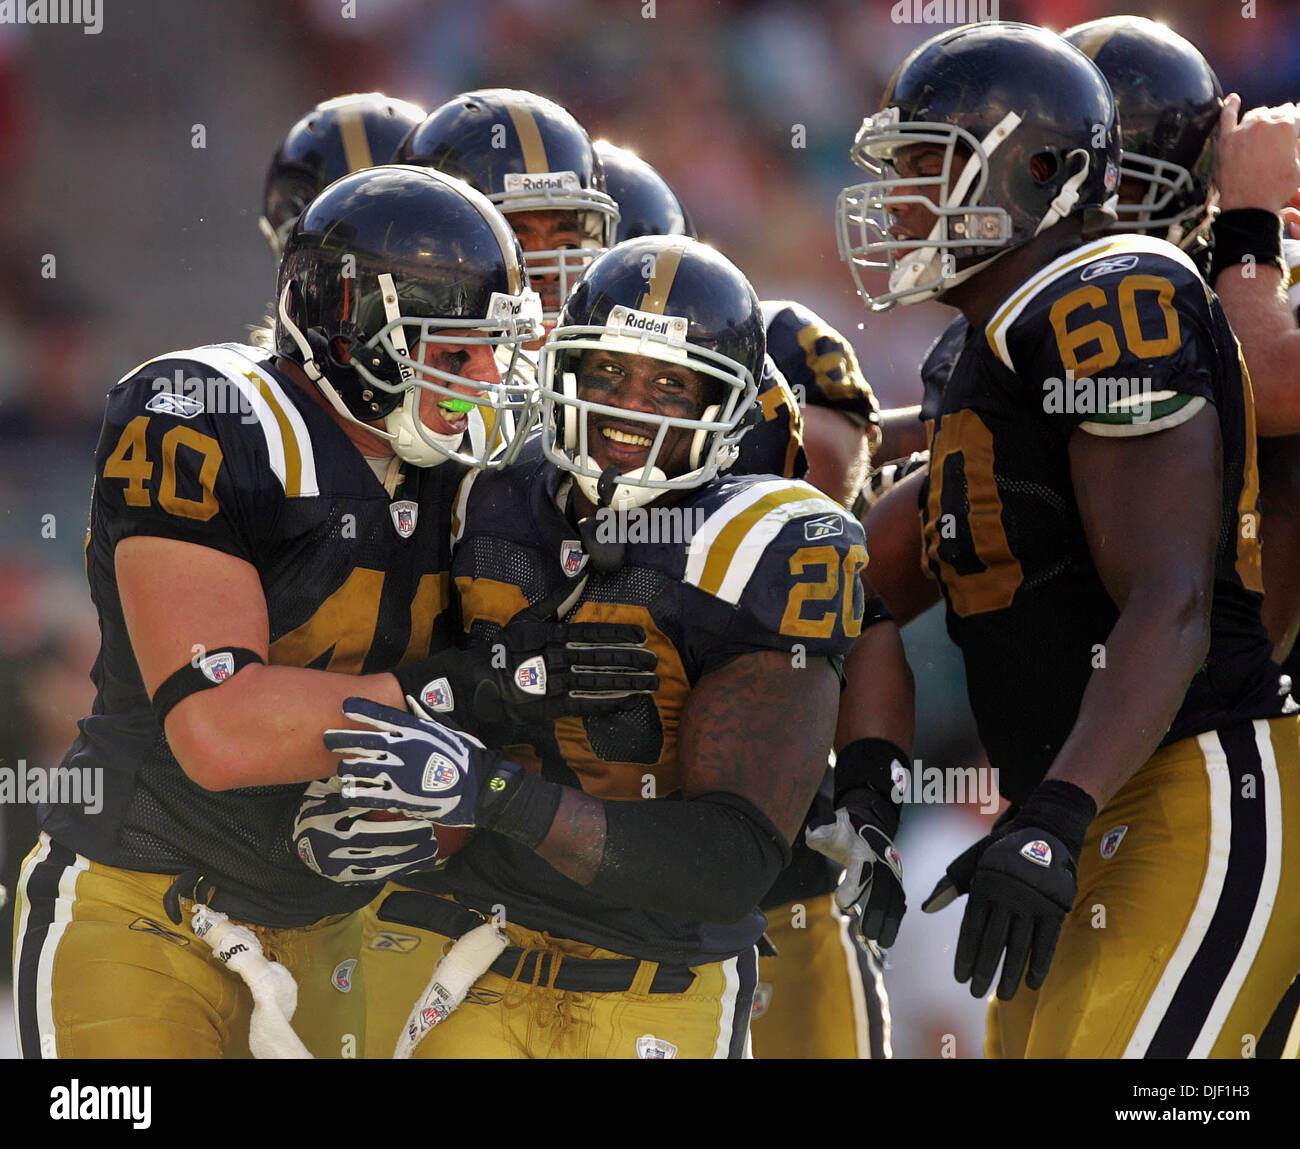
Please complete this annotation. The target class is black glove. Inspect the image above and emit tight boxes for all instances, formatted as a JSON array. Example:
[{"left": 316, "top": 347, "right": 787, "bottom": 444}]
[
  {"left": 393, "top": 617, "right": 658, "bottom": 728},
  {"left": 806, "top": 738, "right": 909, "bottom": 948},
  {"left": 922, "top": 780, "right": 1096, "bottom": 1000}
]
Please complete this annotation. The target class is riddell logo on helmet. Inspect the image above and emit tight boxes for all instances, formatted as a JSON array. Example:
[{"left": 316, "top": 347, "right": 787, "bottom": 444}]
[
  {"left": 606, "top": 306, "right": 689, "bottom": 341},
  {"left": 890, "top": 0, "right": 998, "bottom": 23},
  {"left": 504, "top": 170, "right": 580, "bottom": 194}
]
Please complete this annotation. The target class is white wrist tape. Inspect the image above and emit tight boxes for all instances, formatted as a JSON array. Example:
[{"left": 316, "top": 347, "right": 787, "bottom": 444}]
[{"left": 191, "top": 903, "right": 314, "bottom": 1059}]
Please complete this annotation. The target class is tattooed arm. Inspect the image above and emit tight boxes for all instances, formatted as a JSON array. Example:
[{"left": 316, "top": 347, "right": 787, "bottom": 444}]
[{"left": 513, "top": 650, "right": 839, "bottom": 919}]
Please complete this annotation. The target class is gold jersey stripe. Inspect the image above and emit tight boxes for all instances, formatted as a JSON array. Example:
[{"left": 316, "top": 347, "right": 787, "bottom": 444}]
[
  {"left": 243, "top": 369, "right": 303, "bottom": 497},
  {"left": 504, "top": 100, "right": 549, "bottom": 174},
  {"left": 698, "top": 486, "right": 824, "bottom": 597},
  {"left": 638, "top": 242, "right": 684, "bottom": 315},
  {"left": 338, "top": 106, "right": 375, "bottom": 173}
]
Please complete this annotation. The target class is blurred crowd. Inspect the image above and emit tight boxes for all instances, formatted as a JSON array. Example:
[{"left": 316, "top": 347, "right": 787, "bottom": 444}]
[{"left": 1, "top": 0, "right": 1295, "bottom": 1057}]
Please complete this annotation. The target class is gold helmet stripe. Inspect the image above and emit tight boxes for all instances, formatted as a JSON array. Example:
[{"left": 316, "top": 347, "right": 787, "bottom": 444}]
[
  {"left": 638, "top": 241, "right": 685, "bottom": 315},
  {"left": 504, "top": 100, "right": 550, "bottom": 174},
  {"left": 1068, "top": 23, "right": 1117, "bottom": 60},
  {"left": 337, "top": 106, "right": 376, "bottom": 173}
]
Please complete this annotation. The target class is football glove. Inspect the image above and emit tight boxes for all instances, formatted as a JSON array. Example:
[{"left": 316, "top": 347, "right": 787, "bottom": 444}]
[
  {"left": 325, "top": 697, "right": 514, "bottom": 826},
  {"left": 922, "top": 780, "right": 1096, "bottom": 1000},
  {"left": 806, "top": 738, "right": 909, "bottom": 948},
  {"left": 392, "top": 618, "right": 658, "bottom": 729},
  {"left": 292, "top": 778, "right": 442, "bottom": 884}
]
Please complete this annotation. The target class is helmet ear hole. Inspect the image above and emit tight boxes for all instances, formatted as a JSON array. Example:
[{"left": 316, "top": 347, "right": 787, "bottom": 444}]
[{"left": 1030, "top": 151, "right": 1059, "bottom": 184}]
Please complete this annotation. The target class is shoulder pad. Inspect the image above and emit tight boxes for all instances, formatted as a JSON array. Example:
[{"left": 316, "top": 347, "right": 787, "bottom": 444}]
[
  {"left": 761, "top": 299, "right": 878, "bottom": 424},
  {"left": 986, "top": 236, "right": 1216, "bottom": 438},
  {"left": 109, "top": 344, "right": 320, "bottom": 497},
  {"left": 683, "top": 477, "right": 866, "bottom": 653}
]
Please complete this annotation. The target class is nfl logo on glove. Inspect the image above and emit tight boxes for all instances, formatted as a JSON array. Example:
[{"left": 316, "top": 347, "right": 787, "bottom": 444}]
[
  {"left": 420, "top": 678, "right": 454, "bottom": 712},
  {"left": 1020, "top": 840, "right": 1052, "bottom": 867},
  {"left": 515, "top": 658, "right": 546, "bottom": 693}
]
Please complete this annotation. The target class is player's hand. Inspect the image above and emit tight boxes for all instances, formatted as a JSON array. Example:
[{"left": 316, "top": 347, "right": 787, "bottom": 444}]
[
  {"left": 1216, "top": 94, "right": 1300, "bottom": 212},
  {"left": 292, "top": 778, "right": 442, "bottom": 884},
  {"left": 806, "top": 800, "right": 906, "bottom": 948},
  {"left": 953, "top": 828, "right": 1078, "bottom": 1000},
  {"left": 854, "top": 450, "right": 929, "bottom": 516},
  {"left": 325, "top": 697, "right": 515, "bottom": 826},
  {"left": 808, "top": 741, "right": 909, "bottom": 948},
  {"left": 922, "top": 781, "right": 1095, "bottom": 1000},
  {"left": 392, "top": 618, "right": 658, "bottom": 729}
]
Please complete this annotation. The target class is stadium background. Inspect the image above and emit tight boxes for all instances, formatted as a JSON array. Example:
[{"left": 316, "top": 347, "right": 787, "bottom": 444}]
[{"left": 0, "top": 0, "right": 1295, "bottom": 1058}]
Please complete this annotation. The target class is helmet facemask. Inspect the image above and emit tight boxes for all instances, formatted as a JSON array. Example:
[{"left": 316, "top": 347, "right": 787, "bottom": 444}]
[
  {"left": 278, "top": 273, "right": 544, "bottom": 468},
  {"left": 494, "top": 174, "right": 621, "bottom": 322},
  {"left": 539, "top": 317, "right": 757, "bottom": 511},
  {"left": 837, "top": 109, "right": 1026, "bottom": 310},
  {"left": 1103, "top": 149, "right": 1213, "bottom": 248}
]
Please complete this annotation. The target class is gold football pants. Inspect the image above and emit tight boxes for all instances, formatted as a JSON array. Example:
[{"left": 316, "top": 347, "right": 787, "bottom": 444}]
[
  {"left": 12, "top": 833, "right": 365, "bottom": 1059},
  {"left": 360, "top": 888, "right": 755, "bottom": 1059},
  {"left": 750, "top": 891, "right": 890, "bottom": 1058},
  {"left": 986, "top": 717, "right": 1300, "bottom": 1058}
]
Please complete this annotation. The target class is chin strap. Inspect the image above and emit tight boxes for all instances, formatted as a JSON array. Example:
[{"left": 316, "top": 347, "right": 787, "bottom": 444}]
[{"left": 1036, "top": 149, "right": 1093, "bottom": 235}]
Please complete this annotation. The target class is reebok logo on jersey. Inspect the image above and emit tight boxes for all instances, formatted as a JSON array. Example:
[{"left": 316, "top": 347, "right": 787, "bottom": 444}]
[
  {"left": 50, "top": 1081, "right": 151, "bottom": 1130},
  {"left": 1020, "top": 839, "right": 1052, "bottom": 867},
  {"left": 369, "top": 931, "right": 421, "bottom": 953},
  {"left": 145, "top": 390, "right": 204, "bottom": 418},
  {"left": 1100, "top": 824, "right": 1128, "bottom": 859},
  {"left": 1080, "top": 254, "right": 1140, "bottom": 281},
  {"left": 422, "top": 754, "right": 460, "bottom": 792},
  {"left": 803, "top": 514, "right": 844, "bottom": 541}
]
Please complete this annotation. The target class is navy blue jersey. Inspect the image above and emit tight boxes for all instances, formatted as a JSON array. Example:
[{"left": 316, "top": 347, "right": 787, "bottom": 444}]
[
  {"left": 917, "top": 236, "right": 1289, "bottom": 803},
  {"left": 46, "top": 344, "right": 462, "bottom": 926},
  {"left": 762, "top": 300, "right": 880, "bottom": 431},
  {"left": 414, "top": 455, "right": 865, "bottom": 963},
  {"left": 732, "top": 353, "right": 808, "bottom": 480}
]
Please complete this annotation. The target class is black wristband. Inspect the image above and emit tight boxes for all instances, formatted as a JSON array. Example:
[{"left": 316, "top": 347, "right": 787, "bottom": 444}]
[
  {"left": 151, "top": 648, "right": 264, "bottom": 726},
  {"left": 1015, "top": 779, "right": 1097, "bottom": 862},
  {"left": 1209, "top": 208, "right": 1286, "bottom": 286},
  {"left": 833, "top": 737, "right": 908, "bottom": 806},
  {"left": 476, "top": 766, "right": 562, "bottom": 851}
]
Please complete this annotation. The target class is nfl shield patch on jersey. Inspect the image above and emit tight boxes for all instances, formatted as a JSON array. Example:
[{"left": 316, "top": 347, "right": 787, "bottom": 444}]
[
  {"left": 1100, "top": 824, "right": 1128, "bottom": 859},
  {"left": 332, "top": 958, "right": 358, "bottom": 993},
  {"left": 390, "top": 500, "right": 419, "bottom": 538},
  {"left": 560, "top": 539, "right": 588, "bottom": 577},
  {"left": 636, "top": 1034, "right": 678, "bottom": 1059}
]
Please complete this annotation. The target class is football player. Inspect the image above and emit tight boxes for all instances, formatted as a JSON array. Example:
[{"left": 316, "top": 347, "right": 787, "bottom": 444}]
[
  {"left": 10, "top": 165, "right": 652, "bottom": 1058},
  {"left": 307, "top": 236, "right": 913, "bottom": 1058},
  {"left": 594, "top": 141, "right": 902, "bottom": 1058},
  {"left": 395, "top": 89, "right": 620, "bottom": 325},
  {"left": 258, "top": 92, "right": 427, "bottom": 259},
  {"left": 840, "top": 21, "right": 1300, "bottom": 1057}
]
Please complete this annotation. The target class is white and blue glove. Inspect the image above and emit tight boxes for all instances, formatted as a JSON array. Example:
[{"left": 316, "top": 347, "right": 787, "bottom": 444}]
[
  {"left": 324, "top": 697, "right": 513, "bottom": 826},
  {"left": 292, "top": 778, "right": 441, "bottom": 884}
]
